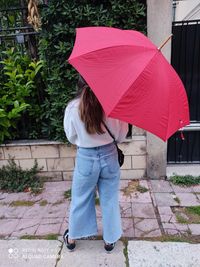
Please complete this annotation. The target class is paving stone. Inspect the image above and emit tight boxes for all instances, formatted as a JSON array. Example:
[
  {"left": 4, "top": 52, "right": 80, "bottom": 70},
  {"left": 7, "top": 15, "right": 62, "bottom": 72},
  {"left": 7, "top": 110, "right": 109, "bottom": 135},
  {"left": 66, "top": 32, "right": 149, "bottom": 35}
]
[
  {"left": 59, "top": 218, "right": 69, "bottom": 235},
  {"left": 171, "top": 184, "right": 194, "bottom": 193},
  {"left": 35, "top": 218, "right": 63, "bottom": 235},
  {"left": 59, "top": 240, "right": 126, "bottom": 267},
  {"left": 11, "top": 218, "right": 41, "bottom": 237},
  {"left": 157, "top": 206, "right": 173, "bottom": 215},
  {"left": 173, "top": 223, "right": 190, "bottom": 234},
  {"left": 39, "top": 191, "right": 66, "bottom": 204},
  {"left": 97, "top": 217, "right": 103, "bottom": 236},
  {"left": 162, "top": 223, "right": 180, "bottom": 235},
  {"left": 120, "top": 202, "right": 132, "bottom": 218},
  {"left": 150, "top": 180, "right": 173, "bottom": 193},
  {"left": 43, "top": 181, "right": 71, "bottom": 192},
  {"left": 44, "top": 203, "right": 69, "bottom": 218},
  {"left": 0, "top": 192, "right": 8, "bottom": 200},
  {"left": 119, "top": 191, "right": 132, "bottom": 202},
  {"left": 175, "top": 193, "right": 200, "bottom": 206},
  {"left": 132, "top": 203, "right": 156, "bottom": 218},
  {"left": 0, "top": 192, "right": 32, "bottom": 204},
  {"left": 132, "top": 191, "right": 152, "bottom": 203},
  {"left": 159, "top": 214, "right": 176, "bottom": 223},
  {"left": 153, "top": 193, "right": 178, "bottom": 206},
  {"left": 3, "top": 206, "right": 28, "bottom": 219},
  {"left": 188, "top": 224, "right": 200, "bottom": 235},
  {"left": 192, "top": 185, "right": 200, "bottom": 192},
  {"left": 128, "top": 241, "right": 200, "bottom": 267},
  {"left": 0, "top": 219, "right": 20, "bottom": 236},
  {"left": 0, "top": 239, "right": 61, "bottom": 267},
  {"left": 122, "top": 218, "right": 135, "bottom": 237},
  {"left": 95, "top": 205, "right": 102, "bottom": 217},
  {"left": 134, "top": 218, "right": 161, "bottom": 237},
  {"left": 0, "top": 204, "right": 9, "bottom": 218},
  {"left": 22, "top": 204, "right": 49, "bottom": 219}
]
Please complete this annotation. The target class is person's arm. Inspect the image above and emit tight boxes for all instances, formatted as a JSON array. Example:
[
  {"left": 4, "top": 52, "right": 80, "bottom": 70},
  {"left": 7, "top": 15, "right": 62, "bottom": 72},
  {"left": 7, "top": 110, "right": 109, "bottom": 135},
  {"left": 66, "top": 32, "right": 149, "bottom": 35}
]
[{"left": 63, "top": 106, "right": 77, "bottom": 144}]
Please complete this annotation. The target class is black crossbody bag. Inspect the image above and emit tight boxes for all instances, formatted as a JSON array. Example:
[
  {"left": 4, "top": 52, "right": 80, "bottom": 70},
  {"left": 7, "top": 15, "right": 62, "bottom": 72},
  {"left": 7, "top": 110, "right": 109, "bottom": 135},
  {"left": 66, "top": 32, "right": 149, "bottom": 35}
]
[{"left": 102, "top": 122, "right": 125, "bottom": 167}]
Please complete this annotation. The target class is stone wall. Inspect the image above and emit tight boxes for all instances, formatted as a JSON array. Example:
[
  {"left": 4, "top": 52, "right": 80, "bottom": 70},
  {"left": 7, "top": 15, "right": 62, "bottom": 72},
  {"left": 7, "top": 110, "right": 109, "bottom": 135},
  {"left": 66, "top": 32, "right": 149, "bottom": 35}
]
[{"left": 0, "top": 136, "right": 147, "bottom": 181}]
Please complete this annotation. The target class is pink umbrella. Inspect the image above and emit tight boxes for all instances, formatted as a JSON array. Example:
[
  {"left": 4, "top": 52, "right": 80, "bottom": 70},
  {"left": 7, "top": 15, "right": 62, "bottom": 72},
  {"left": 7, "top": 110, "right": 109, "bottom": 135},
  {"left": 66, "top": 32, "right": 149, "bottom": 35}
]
[{"left": 68, "top": 27, "right": 190, "bottom": 141}]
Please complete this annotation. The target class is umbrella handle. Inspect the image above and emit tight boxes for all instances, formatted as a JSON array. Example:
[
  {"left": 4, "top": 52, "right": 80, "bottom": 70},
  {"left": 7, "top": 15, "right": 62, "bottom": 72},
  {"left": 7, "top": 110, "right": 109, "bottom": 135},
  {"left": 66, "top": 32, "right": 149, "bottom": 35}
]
[{"left": 158, "top": 34, "right": 173, "bottom": 51}]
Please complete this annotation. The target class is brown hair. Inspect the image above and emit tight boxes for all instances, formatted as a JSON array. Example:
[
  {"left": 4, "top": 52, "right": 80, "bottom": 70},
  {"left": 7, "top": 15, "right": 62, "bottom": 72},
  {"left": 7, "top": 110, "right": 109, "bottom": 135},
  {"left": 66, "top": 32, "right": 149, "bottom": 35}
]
[{"left": 77, "top": 76, "right": 105, "bottom": 135}]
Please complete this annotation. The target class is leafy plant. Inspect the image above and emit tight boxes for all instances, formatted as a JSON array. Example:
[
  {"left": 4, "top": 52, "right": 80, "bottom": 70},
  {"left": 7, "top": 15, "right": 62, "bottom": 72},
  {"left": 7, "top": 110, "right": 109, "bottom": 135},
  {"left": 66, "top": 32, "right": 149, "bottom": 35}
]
[
  {"left": 64, "top": 189, "right": 71, "bottom": 199},
  {"left": 39, "top": 0, "right": 146, "bottom": 141},
  {"left": 0, "top": 48, "right": 45, "bottom": 143},
  {"left": 0, "top": 158, "right": 43, "bottom": 193},
  {"left": 170, "top": 174, "right": 200, "bottom": 186}
]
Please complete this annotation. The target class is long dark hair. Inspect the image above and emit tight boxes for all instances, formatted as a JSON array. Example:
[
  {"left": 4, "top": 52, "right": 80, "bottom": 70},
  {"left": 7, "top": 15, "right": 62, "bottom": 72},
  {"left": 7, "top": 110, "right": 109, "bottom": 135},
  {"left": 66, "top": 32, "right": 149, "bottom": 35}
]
[{"left": 77, "top": 76, "right": 105, "bottom": 134}]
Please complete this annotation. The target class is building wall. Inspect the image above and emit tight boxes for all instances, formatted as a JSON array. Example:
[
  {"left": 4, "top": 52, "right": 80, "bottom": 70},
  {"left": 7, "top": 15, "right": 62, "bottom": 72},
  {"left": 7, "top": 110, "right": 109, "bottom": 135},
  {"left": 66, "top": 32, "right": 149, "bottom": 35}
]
[
  {"left": 146, "top": 0, "right": 173, "bottom": 179},
  {"left": 0, "top": 137, "right": 147, "bottom": 181},
  {"left": 174, "top": 0, "right": 200, "bottom": 21}
]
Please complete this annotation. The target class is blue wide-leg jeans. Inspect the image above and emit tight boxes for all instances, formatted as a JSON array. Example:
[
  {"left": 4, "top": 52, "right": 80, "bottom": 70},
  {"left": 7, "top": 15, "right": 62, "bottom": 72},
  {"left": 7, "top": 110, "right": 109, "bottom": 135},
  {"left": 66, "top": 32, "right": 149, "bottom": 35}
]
[{"left": 68, "top": 142, "right": 122, "bottom": 243}]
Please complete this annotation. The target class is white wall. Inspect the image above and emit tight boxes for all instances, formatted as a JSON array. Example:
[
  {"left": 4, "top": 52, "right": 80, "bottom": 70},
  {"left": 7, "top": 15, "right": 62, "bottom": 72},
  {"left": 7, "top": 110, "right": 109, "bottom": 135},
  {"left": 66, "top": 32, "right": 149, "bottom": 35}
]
[{"left": 174, "top": 0, "right": 200, "bottom": 21}]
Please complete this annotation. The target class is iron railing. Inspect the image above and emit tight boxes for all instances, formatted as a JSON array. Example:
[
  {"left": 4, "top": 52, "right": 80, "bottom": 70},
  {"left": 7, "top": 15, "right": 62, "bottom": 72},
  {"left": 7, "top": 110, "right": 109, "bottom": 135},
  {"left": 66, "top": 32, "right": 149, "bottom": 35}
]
[{"left": 167, "top": 20, "right": 200, "bottom": 163}]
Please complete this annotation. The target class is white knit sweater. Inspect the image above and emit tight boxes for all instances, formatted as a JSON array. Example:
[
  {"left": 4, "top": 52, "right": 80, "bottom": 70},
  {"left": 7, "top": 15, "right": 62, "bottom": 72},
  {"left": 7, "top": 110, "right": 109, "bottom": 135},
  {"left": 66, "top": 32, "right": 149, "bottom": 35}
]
[{"left": 63, "top": 98, "right": 128, "bottom": 148}]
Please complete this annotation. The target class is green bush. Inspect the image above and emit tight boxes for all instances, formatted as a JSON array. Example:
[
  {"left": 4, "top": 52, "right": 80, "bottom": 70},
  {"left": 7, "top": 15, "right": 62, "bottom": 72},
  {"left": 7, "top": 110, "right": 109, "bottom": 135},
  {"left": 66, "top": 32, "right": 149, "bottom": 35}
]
[
  {"left": 170, "top": 174, "right": 200, "bottom": 186},
  {"left": 0, "top": 158, "right": 43, "bottom": 193},
  {"left": 0, "top": 48, "right": 44, "bottom": 143},
  {"left": 39, "top": 0, "right": 146, "bottom": 141}
]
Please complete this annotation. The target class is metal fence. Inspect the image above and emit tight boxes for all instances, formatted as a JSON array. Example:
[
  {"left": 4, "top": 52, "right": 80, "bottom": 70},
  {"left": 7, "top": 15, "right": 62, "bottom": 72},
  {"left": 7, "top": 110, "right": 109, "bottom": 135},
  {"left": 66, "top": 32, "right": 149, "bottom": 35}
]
[
  {"left": 167, "top": 20, "right": 200, "bottom": 163},
  {"left": 0, "top": 2, "right": 47, "bottom": 58}
]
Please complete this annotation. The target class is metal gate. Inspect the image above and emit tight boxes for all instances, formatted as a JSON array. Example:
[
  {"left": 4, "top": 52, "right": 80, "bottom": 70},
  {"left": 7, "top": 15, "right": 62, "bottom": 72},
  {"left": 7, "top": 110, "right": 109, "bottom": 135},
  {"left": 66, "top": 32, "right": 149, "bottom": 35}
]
[{"left": 167, "top": 20, "right": 200, "bottom": 163}]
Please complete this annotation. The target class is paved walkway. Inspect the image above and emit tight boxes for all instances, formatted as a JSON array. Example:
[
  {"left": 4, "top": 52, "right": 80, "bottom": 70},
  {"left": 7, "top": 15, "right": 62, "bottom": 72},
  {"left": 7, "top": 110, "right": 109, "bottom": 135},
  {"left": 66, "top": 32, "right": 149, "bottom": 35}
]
[
  {"left": 1, "top": 239, "right": 200, "bottom": 267},
  {"left": 0, "top": 179, "right": 200, "bottom": 238},
  {"left": 0, "top": 179, "right": 200, "bottom": 266}
]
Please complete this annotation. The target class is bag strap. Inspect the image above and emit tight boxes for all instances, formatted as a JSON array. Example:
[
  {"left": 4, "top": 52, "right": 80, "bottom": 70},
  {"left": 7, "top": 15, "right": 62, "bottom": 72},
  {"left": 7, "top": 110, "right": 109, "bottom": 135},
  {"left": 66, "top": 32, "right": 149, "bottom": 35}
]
[{"left": 102, "top": 121, "right": 116, "bottom": 144}]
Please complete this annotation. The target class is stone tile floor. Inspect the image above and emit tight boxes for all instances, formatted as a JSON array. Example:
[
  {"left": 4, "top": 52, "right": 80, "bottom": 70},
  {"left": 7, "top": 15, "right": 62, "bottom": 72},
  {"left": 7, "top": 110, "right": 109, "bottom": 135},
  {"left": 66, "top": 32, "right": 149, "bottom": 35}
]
[{"left": 0, "top": 179, "right": 200, "bottom": 239}]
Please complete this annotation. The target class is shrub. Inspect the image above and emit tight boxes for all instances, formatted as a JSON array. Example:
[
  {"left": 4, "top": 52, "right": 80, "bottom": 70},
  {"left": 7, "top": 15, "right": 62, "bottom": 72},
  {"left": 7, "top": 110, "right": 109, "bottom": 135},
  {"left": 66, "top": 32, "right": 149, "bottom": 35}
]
[
  {"left": 0, "top": 48, "right": 45, "bottom": 143},
  {"left": 39, "top": 0, "right": 146, "bottom": 141},
  {"left": 0, "top": 158, "right": 43, "bottom": 193},
  {"left": 170, "top": 174, "right": 200, "bottom": 186}
]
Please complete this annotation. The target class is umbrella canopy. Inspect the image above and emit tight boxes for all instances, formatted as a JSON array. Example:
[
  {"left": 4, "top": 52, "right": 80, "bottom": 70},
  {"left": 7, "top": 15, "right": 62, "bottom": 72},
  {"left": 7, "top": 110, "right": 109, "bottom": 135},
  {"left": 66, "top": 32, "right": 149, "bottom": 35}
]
[{"left": 68, "top": 27, "right": 190, "bottom": 141}]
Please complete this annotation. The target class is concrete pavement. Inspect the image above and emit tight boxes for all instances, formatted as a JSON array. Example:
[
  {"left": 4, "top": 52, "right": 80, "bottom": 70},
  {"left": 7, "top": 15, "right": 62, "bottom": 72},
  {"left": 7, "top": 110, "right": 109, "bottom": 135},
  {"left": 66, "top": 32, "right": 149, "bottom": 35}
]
[{"left": 1, "top": 239, "right": 200, "bottom": 267}]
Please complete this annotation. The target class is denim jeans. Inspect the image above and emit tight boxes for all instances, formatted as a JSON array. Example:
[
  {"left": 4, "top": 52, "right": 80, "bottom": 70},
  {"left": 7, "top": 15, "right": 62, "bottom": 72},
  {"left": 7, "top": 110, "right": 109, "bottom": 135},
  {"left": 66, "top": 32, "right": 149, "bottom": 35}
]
[{"left": 68, "top": 142, "right": 122, "bottom": 243}]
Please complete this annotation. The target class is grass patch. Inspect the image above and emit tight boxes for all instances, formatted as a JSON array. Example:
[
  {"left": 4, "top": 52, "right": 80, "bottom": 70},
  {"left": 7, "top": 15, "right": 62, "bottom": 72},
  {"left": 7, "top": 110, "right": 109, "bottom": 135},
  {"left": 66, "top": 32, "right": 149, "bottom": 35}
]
[
  {"left": 136, "top": 185, "right": 148, "bottom": 193},
  {"left": 64, "top": 189, "right": 71, "bottom": 199},
  {"left": 172, "top": 206, "right": 200, "bottom": 224},
  {"left": 122, "top": 238, "right": 129, "bottom": 267},
  {"left": 10, "top": 200, "right": 35, "bottom": 207},
  {"left": 186, "top": 206, "right": 200, "bottom": 216},
  {"left": 170, "top": 174, "right": 200, "bottom": 187},
  {"left": 20, "top": 234, "right": 59, "bottom": 240},
  {"left": 39, "top": 200, "right": 48, "bottom": 206}
]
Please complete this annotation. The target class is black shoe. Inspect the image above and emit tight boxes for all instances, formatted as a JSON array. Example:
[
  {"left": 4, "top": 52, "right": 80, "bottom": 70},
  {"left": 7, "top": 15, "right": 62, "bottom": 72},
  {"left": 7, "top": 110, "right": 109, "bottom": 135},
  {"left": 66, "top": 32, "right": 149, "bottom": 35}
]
[
  {"left": 104, "top": 242, "right": 115, "bottom": 253},
  {"left": 63, "top": 229, "right": 76, "bottom": 251}
]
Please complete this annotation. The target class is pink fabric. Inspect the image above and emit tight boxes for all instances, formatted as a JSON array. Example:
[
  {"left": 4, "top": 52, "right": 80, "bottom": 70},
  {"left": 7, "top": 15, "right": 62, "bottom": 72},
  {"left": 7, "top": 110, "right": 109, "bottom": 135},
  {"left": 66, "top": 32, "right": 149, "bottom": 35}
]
[{"left": 68, "top": 27, "right": 190, "bottom": 141}]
